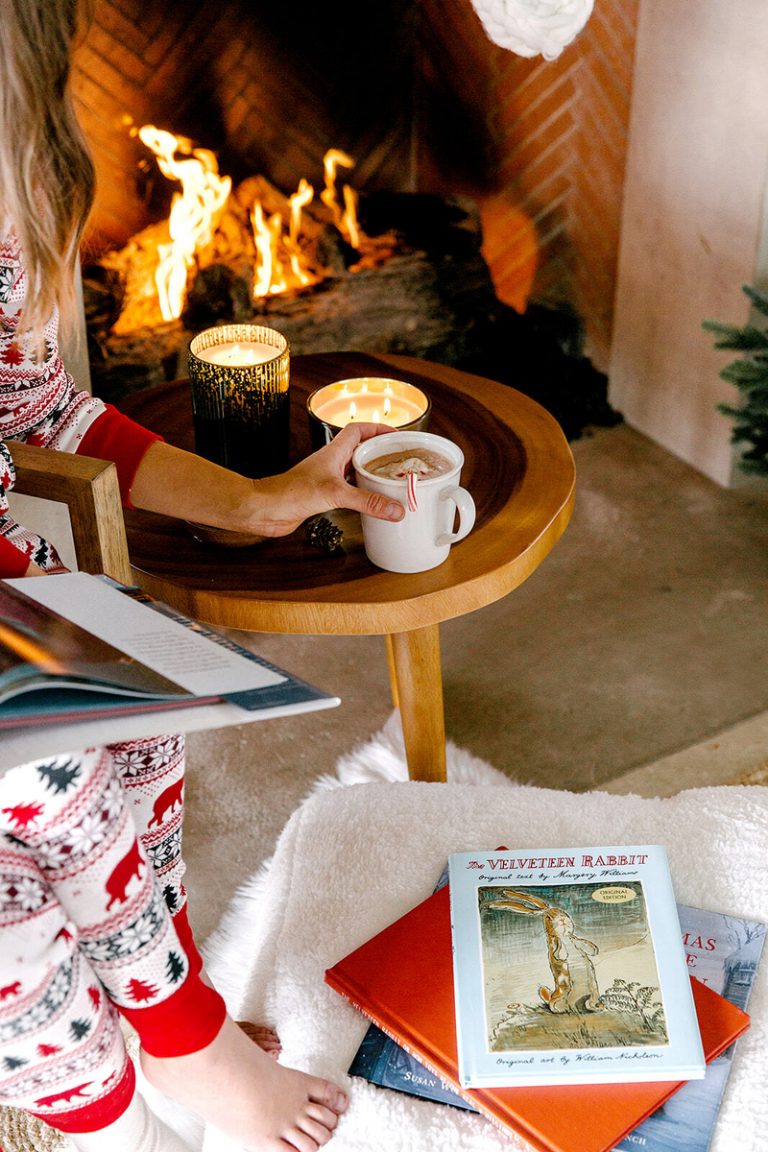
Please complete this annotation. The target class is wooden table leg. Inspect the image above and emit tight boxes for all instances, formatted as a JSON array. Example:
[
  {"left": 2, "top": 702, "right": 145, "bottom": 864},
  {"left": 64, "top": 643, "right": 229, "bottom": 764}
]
[
  {"left": 384, "top": 634, "right": 400, "bottom": 710},
  {"left": 386, "top": 625, "right": 447, "bottom": 782}
]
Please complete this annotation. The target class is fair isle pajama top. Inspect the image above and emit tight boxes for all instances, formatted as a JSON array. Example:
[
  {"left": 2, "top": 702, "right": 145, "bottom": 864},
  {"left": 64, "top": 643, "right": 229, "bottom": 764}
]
[{"left": 0, "top": 227, "right": 226, "bottom": 1133}]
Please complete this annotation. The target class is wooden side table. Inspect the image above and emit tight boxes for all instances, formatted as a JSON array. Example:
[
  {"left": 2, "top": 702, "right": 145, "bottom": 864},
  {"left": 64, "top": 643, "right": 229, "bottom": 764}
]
[{"left": 119, "top": 352, "right": 576, "bottom": 782}]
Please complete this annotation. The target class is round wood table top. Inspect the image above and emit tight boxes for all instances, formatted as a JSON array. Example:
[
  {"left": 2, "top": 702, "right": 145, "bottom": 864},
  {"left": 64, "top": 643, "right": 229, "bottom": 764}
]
[{"left": 119, "top": 352, "right": 576, "bottom": 635}]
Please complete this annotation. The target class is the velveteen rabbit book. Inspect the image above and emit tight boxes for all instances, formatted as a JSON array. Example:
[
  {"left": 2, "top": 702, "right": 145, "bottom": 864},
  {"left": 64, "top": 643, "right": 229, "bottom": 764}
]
[{"left": 448, "top": 845, "right": 706, "bottom": 1088}]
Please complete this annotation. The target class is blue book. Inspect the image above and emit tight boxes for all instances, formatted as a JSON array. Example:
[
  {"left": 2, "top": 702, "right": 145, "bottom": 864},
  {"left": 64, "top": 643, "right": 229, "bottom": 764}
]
[{"left": 613, "top": 904, "right": 765, "bottom": 1152}]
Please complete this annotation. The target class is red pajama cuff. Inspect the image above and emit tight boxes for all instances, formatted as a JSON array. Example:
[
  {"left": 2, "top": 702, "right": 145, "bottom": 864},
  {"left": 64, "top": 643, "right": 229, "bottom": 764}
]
[
  {"left": 117, "top": 969, "right": 226, "bottom": 1058},
  {"left": 78, "top": 405, "right": 163, "bottom": 508},
  {"left": 29, "top": 1052, "right": 136, "bottom": 1134}
]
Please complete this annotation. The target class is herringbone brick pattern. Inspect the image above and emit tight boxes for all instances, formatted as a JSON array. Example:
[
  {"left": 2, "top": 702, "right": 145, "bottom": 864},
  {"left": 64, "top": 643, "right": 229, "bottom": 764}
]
[
  {"left": 73, "top": 0, "right": 638, "bottom": 370},
  {"left": 419, "top": 0, "right": 639, "bottom": 370}
]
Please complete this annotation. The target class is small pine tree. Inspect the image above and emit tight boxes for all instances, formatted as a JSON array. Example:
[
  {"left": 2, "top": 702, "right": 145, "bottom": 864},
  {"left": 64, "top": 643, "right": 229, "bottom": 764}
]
[
  {"left": 166, "top": 950, "right": 186, "bottom": 984},
  {"left": 69, "top": 1018, "right": 91, "bottom": 1041},
  {"left": 163, "top": 883, "right": 179, "bottom": 913},
  {"left": 703, "top": 284, "right": 768, "bottom": 476},
  {"left": 125, "top": 977, "right": 158, "bottom": 1003},
  {"left": 36, "top": 757, "right": 81, "bottom": 795}
]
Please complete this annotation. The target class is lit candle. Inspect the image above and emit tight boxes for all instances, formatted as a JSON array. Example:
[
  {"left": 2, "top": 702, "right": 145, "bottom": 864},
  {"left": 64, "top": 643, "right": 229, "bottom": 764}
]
[
  {"left": 195, "top": 340, "right": 278, "bottom": 366},
  {"left": 188, "top": 324, "right": 291, "bottom": 479},
  {"left": 308, "top": 378, "right": 429, "bottom": 432}
]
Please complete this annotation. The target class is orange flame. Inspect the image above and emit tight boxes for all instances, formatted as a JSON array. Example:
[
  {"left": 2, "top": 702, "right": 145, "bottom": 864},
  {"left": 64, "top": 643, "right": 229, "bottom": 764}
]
[
  {"left": 120, "top": 131, "right": 365, "bottom": 322},
  {"left": 137, "top": 126, "right": 231, "bottom": 320},
  {"left": 321, "top": 149, "right": 359, "bottom": 244},
  {"left": 251, "top": 177, "right": 319, "bottom": 299}
]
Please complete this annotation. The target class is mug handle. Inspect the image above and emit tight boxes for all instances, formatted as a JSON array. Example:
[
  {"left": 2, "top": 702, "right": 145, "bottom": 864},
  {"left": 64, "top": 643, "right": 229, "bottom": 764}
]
[{"left": 436, "top": 486, "right": 476, "bottom": 546}]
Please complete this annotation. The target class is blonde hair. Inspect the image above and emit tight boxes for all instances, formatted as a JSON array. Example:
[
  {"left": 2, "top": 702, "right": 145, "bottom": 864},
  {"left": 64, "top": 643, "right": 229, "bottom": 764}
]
[{"left": 0, "top": 0, "right": 95, "bottom": 343}]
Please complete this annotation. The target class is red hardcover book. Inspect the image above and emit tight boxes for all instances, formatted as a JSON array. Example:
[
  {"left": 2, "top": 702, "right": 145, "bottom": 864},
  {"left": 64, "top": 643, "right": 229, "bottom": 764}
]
[{"left": 325, "top": 885, "right": 750, "bottom": 1152}]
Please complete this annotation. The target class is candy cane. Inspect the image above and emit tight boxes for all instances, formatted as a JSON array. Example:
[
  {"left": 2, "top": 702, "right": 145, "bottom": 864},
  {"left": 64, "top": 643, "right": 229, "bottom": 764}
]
[{"left": 406, "top": 469, "right": 418, "bottom": 512}]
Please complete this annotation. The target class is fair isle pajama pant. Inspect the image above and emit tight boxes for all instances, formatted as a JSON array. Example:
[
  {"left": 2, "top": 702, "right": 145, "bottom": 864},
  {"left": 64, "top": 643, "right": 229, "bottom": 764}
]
[{"left": 0, "top": 735, "right": 225, "bottom": 1134}]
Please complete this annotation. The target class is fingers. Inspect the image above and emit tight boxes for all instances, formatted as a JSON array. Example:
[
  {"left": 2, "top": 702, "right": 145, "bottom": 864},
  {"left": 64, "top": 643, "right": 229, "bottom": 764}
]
[
  {"left": 332, "top": 421, "right": 393, "bottom": 450},
  {"left": 321, "top": 422, "right": 393, "bottom": 472},
  {"left": 350, "top": 487, "right": 405, "bottom": 522}
]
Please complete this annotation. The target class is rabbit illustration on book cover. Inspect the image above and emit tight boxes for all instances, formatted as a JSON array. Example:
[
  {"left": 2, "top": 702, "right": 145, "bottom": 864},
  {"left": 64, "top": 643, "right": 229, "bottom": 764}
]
[{"left": 487, "top": 888, "right": 601, "bottom": 1013}]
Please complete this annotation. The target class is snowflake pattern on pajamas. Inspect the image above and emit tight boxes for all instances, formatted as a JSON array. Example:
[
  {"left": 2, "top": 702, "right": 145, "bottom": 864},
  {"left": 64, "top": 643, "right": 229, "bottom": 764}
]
[{"left": 0, "top": 740, "right": 191, "bottom": 1119}]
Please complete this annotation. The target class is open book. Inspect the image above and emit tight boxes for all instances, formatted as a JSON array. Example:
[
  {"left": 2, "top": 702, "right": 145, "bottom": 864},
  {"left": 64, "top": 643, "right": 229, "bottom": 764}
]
[{"left": 0, "top": 572, "right": 338, "bottom": 766}]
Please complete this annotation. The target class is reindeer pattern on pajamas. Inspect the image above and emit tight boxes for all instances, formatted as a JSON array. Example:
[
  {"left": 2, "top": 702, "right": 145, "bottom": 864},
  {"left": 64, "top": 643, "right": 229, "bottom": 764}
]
[{"left": 0, "top": 735, "right": 222, "bottom": 1133}]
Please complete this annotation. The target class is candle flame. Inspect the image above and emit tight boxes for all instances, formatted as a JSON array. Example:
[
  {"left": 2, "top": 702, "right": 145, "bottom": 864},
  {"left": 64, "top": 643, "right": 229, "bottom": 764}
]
[
  {"left": 349, "top": 400, "right": 357, "bottom": 420},
  {"left": 373, "top": 408, "right": 380, "bottom": 422},
  {"left": 383, "top": 396, "right": 392, "bottom": 416}
]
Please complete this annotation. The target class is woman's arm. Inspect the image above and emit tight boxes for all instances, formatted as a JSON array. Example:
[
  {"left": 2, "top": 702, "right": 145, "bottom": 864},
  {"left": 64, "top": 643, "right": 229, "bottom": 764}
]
[{"left": 128, "top": 422, "right": 405, "bottom": 537}]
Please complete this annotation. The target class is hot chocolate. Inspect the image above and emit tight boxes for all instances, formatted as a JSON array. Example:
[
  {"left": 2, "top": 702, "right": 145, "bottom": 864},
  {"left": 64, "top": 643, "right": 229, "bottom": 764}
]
[{"left": 366, "top": 448, "right": 453, "bottom": 480}]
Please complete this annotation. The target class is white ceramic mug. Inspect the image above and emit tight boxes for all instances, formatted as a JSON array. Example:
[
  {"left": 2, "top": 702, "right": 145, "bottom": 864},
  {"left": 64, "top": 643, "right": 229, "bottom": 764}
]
[{"left": 352, "top": 431, "right": 476, "bottom": 573}]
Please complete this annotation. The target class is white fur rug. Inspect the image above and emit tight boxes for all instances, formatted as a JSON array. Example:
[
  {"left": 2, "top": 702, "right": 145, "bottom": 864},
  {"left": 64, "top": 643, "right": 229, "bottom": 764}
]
[{"left": 138, "top": 714, "right": 768, "bottom": 1151}]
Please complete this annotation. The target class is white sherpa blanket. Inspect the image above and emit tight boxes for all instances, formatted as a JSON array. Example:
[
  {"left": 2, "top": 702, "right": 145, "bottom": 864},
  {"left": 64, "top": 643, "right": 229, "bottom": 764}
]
[{"left": 145, "top": 722, "right": 768, "bottom": 1151}]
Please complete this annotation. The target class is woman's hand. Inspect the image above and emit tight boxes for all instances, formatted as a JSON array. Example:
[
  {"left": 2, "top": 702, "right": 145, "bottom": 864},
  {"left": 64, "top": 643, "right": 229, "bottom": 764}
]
[
  {"left": 129, "top": 423, "right": 404, "bottom": 539},
  {"left": 249, "top": 423, "right": 405, "bottom": 537}
]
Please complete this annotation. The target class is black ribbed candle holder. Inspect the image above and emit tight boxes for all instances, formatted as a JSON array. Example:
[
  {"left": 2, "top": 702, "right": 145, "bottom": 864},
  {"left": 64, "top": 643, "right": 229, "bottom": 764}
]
[{"left": 188, "top": 324, "right": 290, "bottom": 478}]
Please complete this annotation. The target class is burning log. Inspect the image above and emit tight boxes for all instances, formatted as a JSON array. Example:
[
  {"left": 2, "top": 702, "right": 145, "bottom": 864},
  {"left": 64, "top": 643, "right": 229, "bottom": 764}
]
[{"left": 83, "top": 187, "right": 499, "bottom": 403}]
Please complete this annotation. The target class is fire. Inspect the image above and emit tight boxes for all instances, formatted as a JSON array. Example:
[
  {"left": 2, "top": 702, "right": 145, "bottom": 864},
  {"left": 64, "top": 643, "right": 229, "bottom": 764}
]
[
  {"left": 137, "top": 126, "right": 231, "bottom": 320},
  {"left": 250, "top": 151, "right": 362, "bottom": 300},
  {"left": 110, "top": 127, "right": 366, "bottom": 330},
  {"left": 251, "top": 177, "right": 318, "bottom": 298},
  {"left": 321, "top": 149, "right": 358, "bottom": 242}
]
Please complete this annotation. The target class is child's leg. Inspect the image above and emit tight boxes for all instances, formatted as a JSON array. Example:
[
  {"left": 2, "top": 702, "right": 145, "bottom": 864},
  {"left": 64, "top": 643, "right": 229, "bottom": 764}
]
[
  {"left": 1, "top": 745, "right": 347, "bottom": 1150},
  {"left": 105, "top": 735, "right": 204, "bottom": 979},
  {"left": 106, "top": 736, "right": 280, "bottom": 1055},
  {"left": 68, "top": 1091, "right": 192, "bottom": 1152},
  {"left": 0, "top": 800, "right": 135, "bottom": 1132},
  {"left": 0, "top": 745, "right": 224, "bottom": 1134}
]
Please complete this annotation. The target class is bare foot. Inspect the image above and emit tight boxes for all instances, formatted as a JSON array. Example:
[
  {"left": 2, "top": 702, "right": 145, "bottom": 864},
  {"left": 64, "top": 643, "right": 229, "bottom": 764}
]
[
  {"left": 238, "top": 1019, "right": 281, "bottom": 1058},
  {"left": 140, "top": 1014, "right": 347, "bottom": 1152}
]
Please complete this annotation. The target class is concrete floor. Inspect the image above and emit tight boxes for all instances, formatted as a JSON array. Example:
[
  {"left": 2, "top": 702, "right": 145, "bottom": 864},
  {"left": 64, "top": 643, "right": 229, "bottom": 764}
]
[{"left": 182, "top": 423, "right": 768, "bottom": 942}]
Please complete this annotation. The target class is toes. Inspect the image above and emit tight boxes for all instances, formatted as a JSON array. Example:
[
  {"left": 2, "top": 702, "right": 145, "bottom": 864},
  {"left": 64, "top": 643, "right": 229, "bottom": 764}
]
[
  {"left": 237, "top": 1020, "right": 282, "bottom": 1054},
  {"left": 308, "top": 1077, "right": 348, "bottom": 1115},
  {"left": 305, "top": 1101, "right": 342, "bottom": 1130},
  {"left": 282, "top": 1124, "right": 325, "bottom": 1152}
]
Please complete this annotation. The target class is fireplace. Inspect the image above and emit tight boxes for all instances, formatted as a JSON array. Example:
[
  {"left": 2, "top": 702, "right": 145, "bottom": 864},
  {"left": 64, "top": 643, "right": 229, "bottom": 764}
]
[{"left": 72, "top": 0, "right": 637, "bottom": 439}]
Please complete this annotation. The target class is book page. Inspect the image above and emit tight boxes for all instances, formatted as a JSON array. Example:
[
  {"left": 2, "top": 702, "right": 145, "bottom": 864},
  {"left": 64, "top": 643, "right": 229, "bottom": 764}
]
[{"left": 6, "top": 573, "right": 284, "bottom": 696}]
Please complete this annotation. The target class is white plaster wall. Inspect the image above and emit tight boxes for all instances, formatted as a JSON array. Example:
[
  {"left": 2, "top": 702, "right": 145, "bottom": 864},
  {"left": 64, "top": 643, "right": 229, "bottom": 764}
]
[{"left": 609, "top": 0, "right": 768, "bottom": 486}]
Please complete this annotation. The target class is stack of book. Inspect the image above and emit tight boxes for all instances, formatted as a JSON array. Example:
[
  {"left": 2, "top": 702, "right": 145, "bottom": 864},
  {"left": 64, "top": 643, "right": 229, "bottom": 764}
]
[{"left": 325, "top": 844, "right": 764, "bottom": 1152}]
